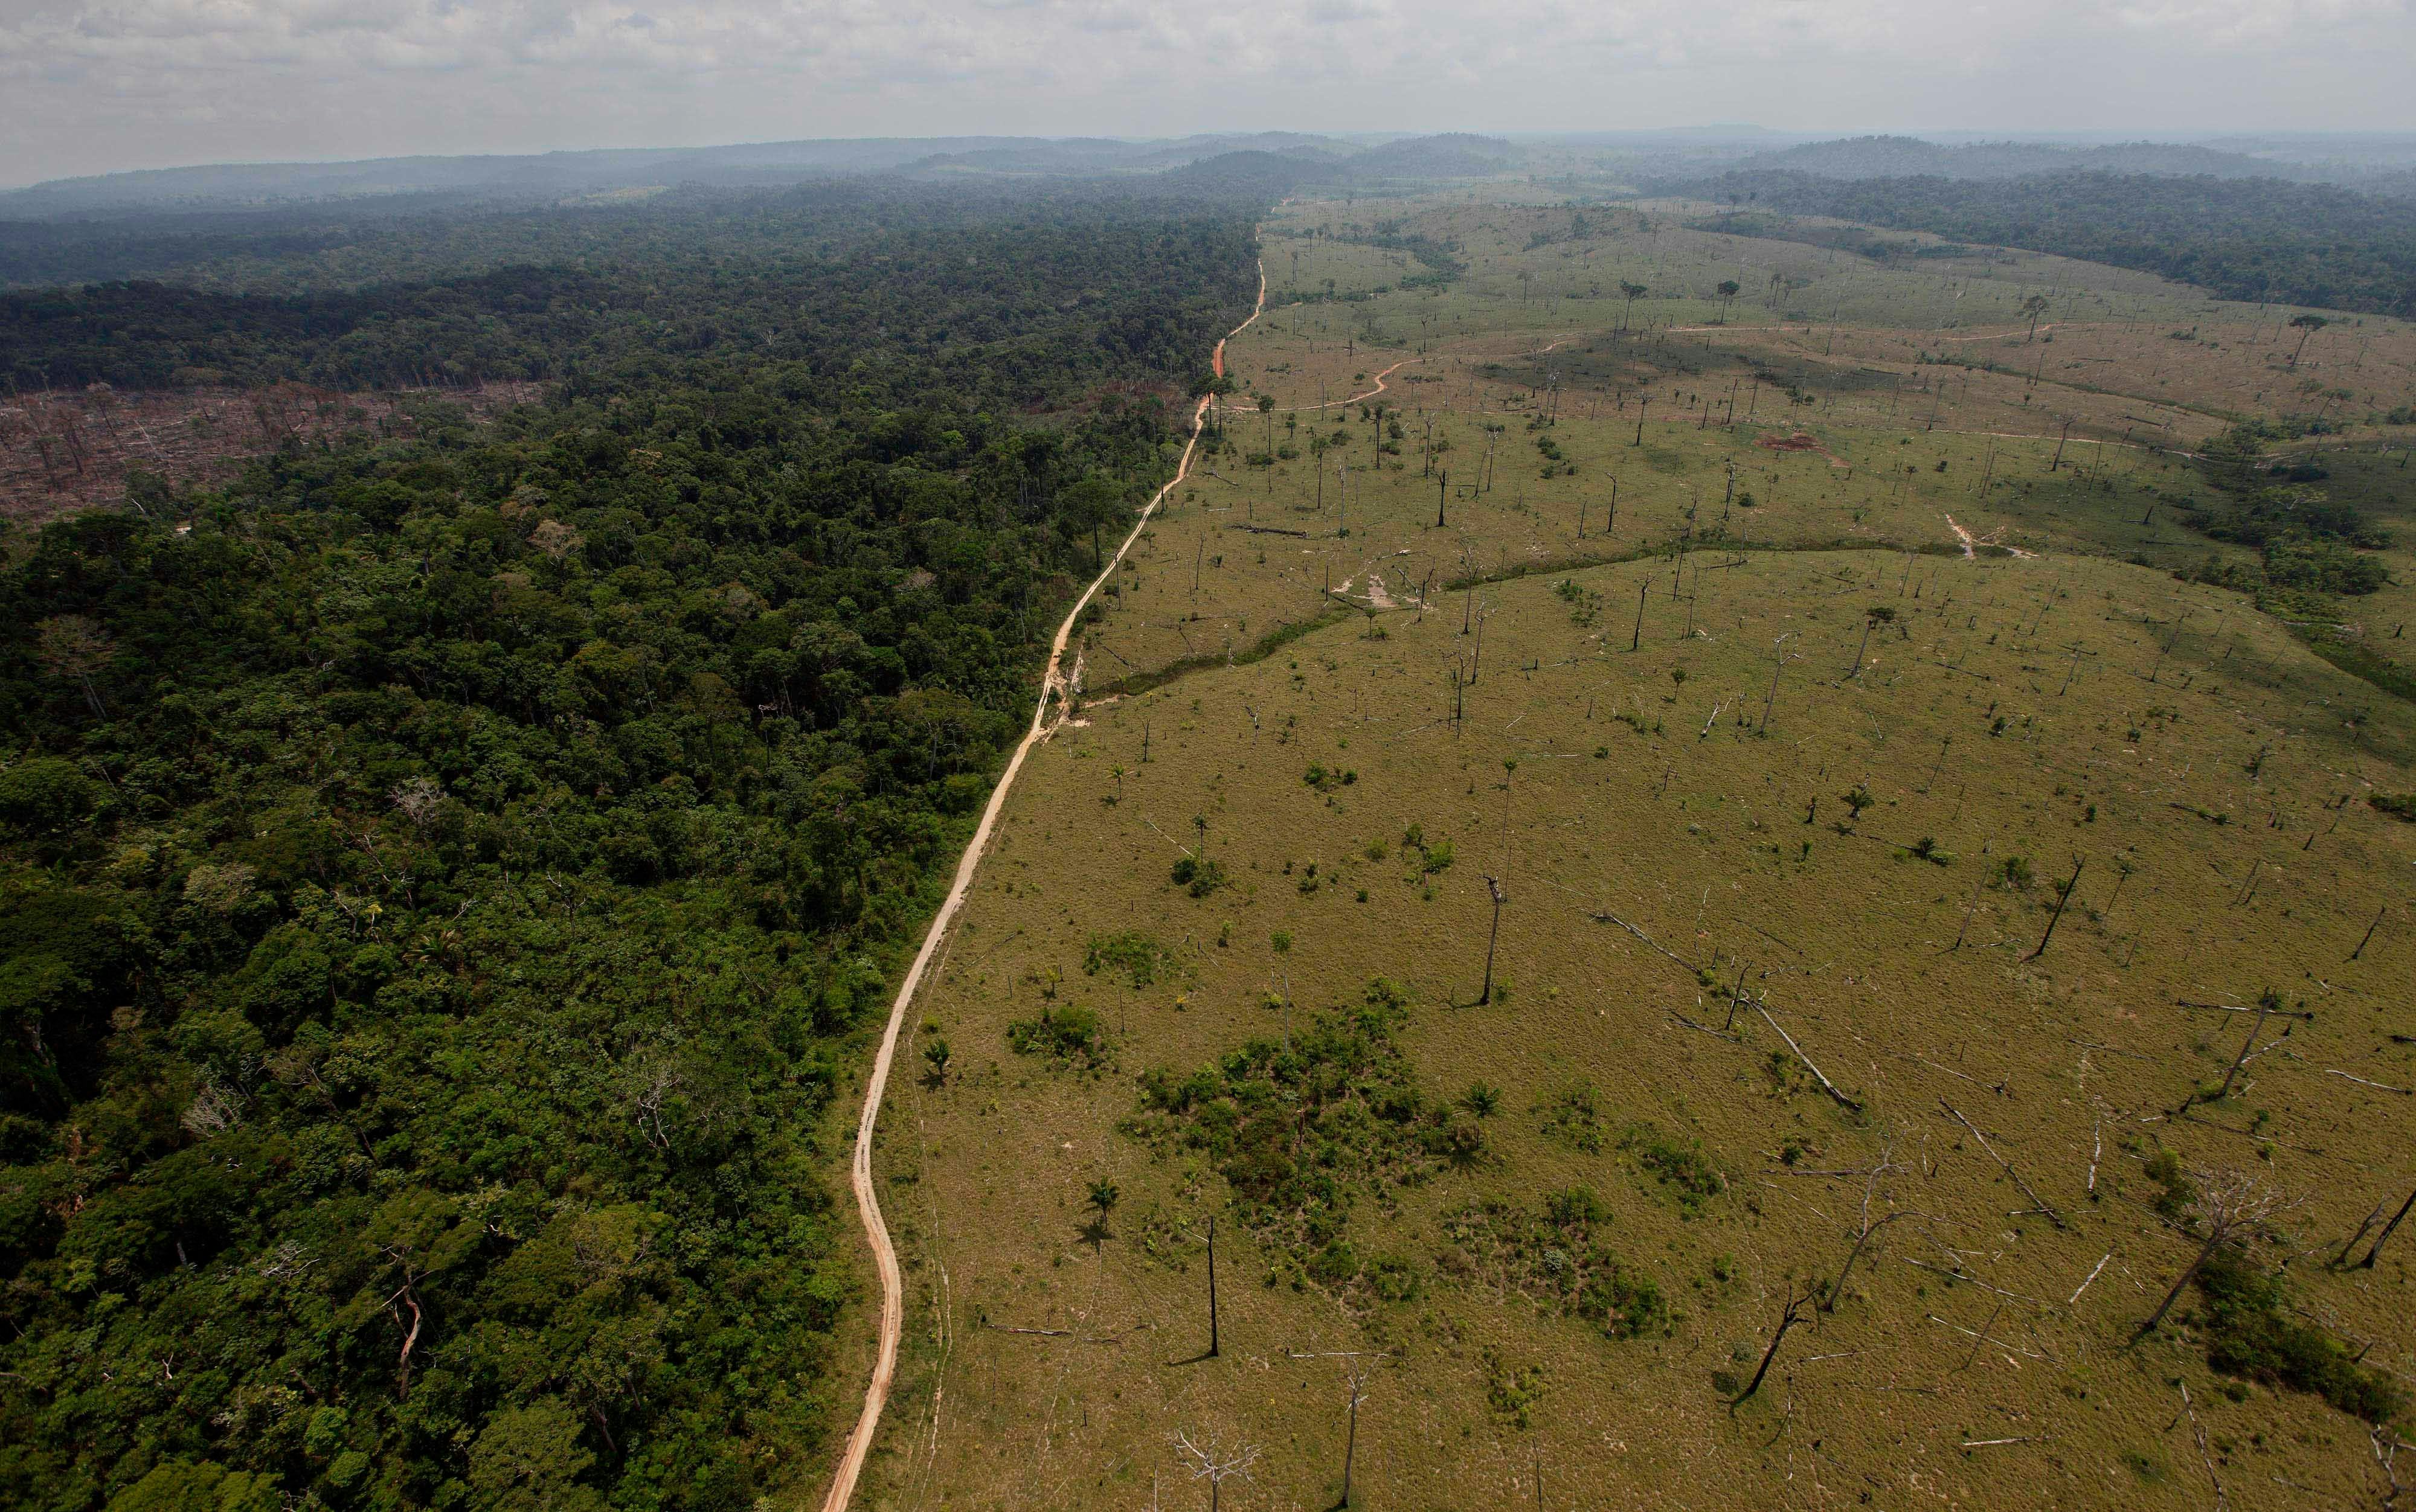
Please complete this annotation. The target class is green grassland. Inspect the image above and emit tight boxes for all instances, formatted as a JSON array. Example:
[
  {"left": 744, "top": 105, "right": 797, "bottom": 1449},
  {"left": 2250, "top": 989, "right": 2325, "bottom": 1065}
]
[
  {"left": 870, "top": 548, "right": 2412, "bottom": 1510},
  {"left": 833, "top": 190, "right": 2415, "bottom": 1510}
]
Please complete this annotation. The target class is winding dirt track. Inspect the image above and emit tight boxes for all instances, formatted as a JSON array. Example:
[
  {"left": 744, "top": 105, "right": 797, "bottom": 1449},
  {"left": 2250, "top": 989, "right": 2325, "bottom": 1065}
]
[{"left": 814, "top": 260, "right": 1268, "bottom": 1512}]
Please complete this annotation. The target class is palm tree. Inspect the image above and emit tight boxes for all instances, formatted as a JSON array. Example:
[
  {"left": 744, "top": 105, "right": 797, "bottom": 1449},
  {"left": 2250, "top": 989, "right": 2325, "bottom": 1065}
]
[
  {"left": 1715, "top": 280, "right": 1740, "bottom": 324},
  {"left": 1619, "top": 281, "right": 1647, "bottom": 332},
  {"left": 1083, "top": 1177, "right": 1120, "bottom": 1251}
]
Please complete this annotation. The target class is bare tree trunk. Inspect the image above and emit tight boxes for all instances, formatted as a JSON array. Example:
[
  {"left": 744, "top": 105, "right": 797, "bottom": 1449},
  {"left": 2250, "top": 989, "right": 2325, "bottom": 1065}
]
[
  {"left": 1847, "top": 617, "right": 1875, "bottom": 679},
  {"left": 2138, "top": 1232, "right": 2220, "bottom": 1339},
  {"left": 2024, "top": 857, "right": 2085, "bottom": 961},
  {"left": 2351, "top": 905, "right": 2386, "bottom": 961},
  {"left": 1731, "top": 1283, "right": 1811, "bottom": 1408},
  {"left": 1478, "top": 877, "right": 1506, "bottom": 1005},
  {"left": 2360, "top": 1187, "right": 2415, "bottom": 1269},
  {"left": 1206, "top": 1216, "right": 1219, "bottom": 1357}
]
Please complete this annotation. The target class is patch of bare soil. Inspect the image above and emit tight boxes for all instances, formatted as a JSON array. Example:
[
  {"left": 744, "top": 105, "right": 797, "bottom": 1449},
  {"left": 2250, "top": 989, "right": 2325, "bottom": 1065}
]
[
  {"left": 1755, "top": 429, "right": 1849, "bottom": 467},
  {"left": 0, "top": 380, "right": 543, "bottom": 527}
]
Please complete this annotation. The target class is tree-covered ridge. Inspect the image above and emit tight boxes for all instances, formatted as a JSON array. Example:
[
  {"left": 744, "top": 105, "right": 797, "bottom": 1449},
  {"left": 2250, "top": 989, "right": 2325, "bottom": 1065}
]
[
  {"left": 2, "top": 184, "right": 1258, "bottom": 394},
  {"left": 0, "top": 189, "right": 1255, "bottom": 1511},
  {"left": 1666, "top": 170, "right": 2416, "bottom": 316}
]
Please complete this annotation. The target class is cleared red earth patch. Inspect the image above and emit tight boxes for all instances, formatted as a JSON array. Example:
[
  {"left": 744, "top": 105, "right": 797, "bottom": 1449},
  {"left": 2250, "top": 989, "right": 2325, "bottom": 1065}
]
[
  {"left": 1755, "top": 428, "right": 1849, "bottom": 467},
  {"left": 1, "top": 379, "right": 541, "bottom": 527}
]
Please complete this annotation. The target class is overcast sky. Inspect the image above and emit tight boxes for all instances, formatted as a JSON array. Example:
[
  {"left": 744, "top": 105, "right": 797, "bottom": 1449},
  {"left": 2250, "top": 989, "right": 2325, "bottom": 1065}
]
[{"left": 4, "top": 0, "right": 2414, "bottom": 185}]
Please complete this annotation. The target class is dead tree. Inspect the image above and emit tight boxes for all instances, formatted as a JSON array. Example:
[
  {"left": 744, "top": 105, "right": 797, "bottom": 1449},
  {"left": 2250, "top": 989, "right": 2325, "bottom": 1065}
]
[
  {"left": 2370, "top": 1424, "right": 2405, "bottom": 1512},
  {"left": 2023, "top": 856, "right": 2084, "bottom": 961},
  {"left": 1952, "top": 871, "right": 1985, "bottom": 951},
  {"left": 1759, "top": 638, "right": 1799, "bottom": 734},
  {"left": 2355, "top": 1187, "right": 2415, "bottom": 1270},
  {"left": 1338, "top": 1359, "right": 1372, "bottom": 1507},
  {"left": 1940, "top": 1099, "right": 2066, "bottom": 1228},
  {"left": 2135, "top": 1168, "right": 2294, "bottom": 1340},
  {"left": 35, "top": 615, "right": 114, "bottom": 717},
  {"left": 1173, "top": 1427, "right": 1260, "bottom": 1512},
  {"left": 1761, "top": 1003, "right": 1862, "bottom": 1111},
  {"left": 1825, "top": 1143, "right": 1912, "bottom": 1310},
  {"left": 2351, "top": 905, "right": 2387, "bottom": 961},
  {"left": 1477, "top": 875, "right": 1508, "bottom": 1005},
  {"left": 2179, "top": 990, "right": 2294, "bottom": 1110},
  {"left": 1205, "top": 1215, "right": 1221, "bottom": 1357},
  {"left": 1730, "top": 1280, "right": 1817, "bottom": 1409}
]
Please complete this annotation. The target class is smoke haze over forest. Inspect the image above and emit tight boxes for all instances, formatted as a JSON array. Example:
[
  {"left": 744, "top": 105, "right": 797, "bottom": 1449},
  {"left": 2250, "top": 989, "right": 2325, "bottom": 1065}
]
[{"left": 5, "top": 0, "right": 2416, "bottom": 184}]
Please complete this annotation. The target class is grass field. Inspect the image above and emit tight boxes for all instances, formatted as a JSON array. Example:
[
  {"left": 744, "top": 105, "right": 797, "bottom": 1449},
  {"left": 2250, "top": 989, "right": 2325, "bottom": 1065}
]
[{"left": 829, "top": 189, "right": 2416, "bottom": 1511}]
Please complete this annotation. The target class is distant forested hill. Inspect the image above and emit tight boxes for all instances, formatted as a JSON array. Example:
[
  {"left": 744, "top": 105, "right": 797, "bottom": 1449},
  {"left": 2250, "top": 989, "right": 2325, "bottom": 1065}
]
[
  {"left": 1666, "top": 169, "right": 2416, "bottom": 316},
  {"left": 0, "top": 132, "right": 1512, "bottom": 293},
  {"left": 0, "top": 174, "right": 1272, "bottom": 298},
  {"left": 1729, "top": 135, "right": 2318, "bottom": 183}
]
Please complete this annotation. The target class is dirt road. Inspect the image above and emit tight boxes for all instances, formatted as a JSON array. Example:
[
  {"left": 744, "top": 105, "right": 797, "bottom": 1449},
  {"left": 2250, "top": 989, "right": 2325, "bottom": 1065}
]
[{"left": 814, "top": 261, "right": 1267, "bottom": 1512}]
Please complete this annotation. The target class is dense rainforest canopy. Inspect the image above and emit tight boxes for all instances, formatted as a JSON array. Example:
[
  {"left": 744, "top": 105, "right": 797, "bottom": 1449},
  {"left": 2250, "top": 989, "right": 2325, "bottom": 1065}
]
[
  {"left": 0, "top": 181, "right": 1258, "bottom": 1511},
  {"left": 1, "top": 178, "right": 1259, "bottom": 392}
]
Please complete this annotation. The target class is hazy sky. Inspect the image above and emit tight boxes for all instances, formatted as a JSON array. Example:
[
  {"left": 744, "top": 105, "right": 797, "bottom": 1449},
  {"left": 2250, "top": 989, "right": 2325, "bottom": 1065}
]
[{"left": 5, "top": 0, "right": 2414, "bottom": 185}]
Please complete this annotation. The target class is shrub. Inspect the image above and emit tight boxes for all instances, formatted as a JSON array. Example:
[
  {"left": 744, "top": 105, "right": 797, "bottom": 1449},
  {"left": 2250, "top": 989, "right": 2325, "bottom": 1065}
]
[
  {"left": 1005, "top": 1004, "right": 1107, "bottom": 1068},
  {"left": 1303, "top": 761, "right": 1358, "bottom": 791},
  {"left": 2197, "top": 1246, "right": 2406, "bottom": 1423},
  {"left": 2143, "top": 1149, "right": 2197, "bottom": 1221},
  {"left": 1540, "top": 1082, "right": 1603, "bottom": 1152},
  {"left": 1546, "top": 1185, "right": 1611, "bottom": 1226},
  {"left": 1084, "top": 930, "right": 1168, "bottom": 988},
  {"left": 1622, "top": 1124, "right": 1725, "bottom": 1216},
  {"left": 1169, "top": 856, "right": 1228, "bottom": 897}
]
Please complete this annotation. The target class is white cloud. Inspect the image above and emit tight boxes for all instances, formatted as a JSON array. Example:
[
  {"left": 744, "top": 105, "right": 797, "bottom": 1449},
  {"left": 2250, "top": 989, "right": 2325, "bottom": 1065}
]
[{"left": 1, "top": 0, "right": 2410, "bottom": 182}]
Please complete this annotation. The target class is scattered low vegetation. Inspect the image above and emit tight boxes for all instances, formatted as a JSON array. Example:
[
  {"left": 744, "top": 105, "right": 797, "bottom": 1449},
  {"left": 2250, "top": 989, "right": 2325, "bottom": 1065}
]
[
  {"left": 1128, "top": 989, "right": 1474, "bottom": 1278},
  {"left": 1439, "top": 1188, "right": 1671, "bottom": 1339}
]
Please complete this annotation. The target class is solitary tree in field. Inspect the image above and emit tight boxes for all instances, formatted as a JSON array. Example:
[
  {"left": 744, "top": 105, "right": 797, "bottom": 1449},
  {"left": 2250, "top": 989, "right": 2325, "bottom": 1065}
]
[
  {"left": 1083, "top": 1177, "right": 1120, "bottom": 1251},
  {"left": 2287, "top": 313, "right": 2330, "bottom": 368},
  {"left": 2020, "top": 293, "right": 2051, "bottom": 342},
  {"left": 1619, "top": 281, "right": 1647, "bottom": 332},
  {"left": 1715, "top": 280, "right": 1740, "bottom": 323},
  {"left": 921, "top": 1039, "right": 951, "bottom": 1088},
  {"left": 1846, "top": 604, "right": 1896, "bottom": 679}
]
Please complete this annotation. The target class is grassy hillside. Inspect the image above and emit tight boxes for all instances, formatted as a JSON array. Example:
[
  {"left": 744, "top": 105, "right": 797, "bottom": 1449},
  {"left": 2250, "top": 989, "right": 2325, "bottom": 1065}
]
[{"left": 849, "top": 188, "right": 2416, "bottom": 1512}]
